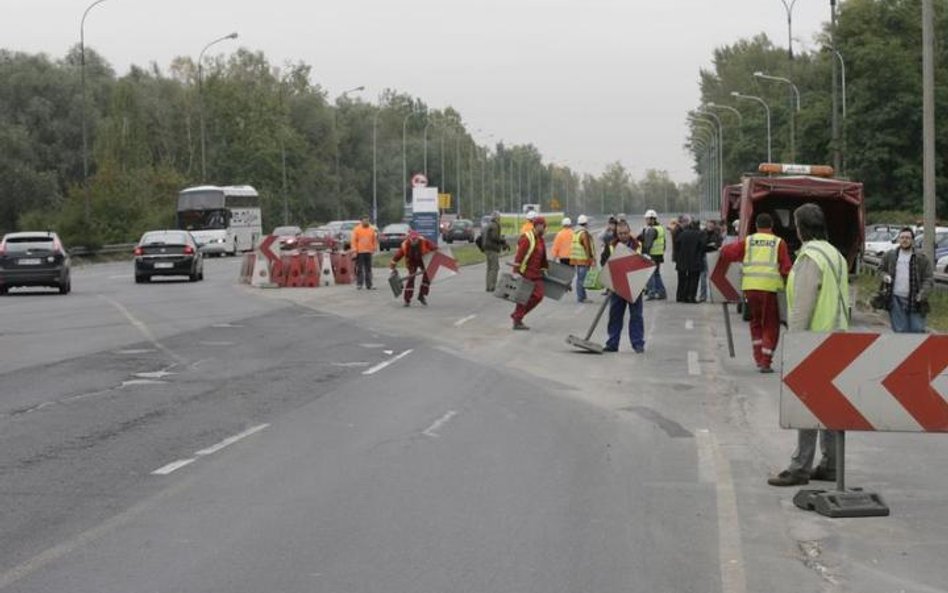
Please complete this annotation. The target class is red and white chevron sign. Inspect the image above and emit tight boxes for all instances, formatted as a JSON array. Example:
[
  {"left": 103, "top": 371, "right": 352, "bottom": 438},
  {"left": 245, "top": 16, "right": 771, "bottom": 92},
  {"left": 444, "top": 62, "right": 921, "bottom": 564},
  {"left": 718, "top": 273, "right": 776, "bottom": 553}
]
[
  {"left": 598, "top": 244, "right": 655, "bottom": 304},
  {"left": 781, "top": 332, "right": 948, "bottom": 432}
]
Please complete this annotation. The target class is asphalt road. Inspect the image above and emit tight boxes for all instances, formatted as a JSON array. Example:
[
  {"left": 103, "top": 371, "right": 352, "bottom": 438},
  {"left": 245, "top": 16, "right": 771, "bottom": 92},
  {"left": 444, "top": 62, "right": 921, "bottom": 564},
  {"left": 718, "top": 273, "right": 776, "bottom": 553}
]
[{"left": 1, "top": 253, "right": 947, "bottom": 592}]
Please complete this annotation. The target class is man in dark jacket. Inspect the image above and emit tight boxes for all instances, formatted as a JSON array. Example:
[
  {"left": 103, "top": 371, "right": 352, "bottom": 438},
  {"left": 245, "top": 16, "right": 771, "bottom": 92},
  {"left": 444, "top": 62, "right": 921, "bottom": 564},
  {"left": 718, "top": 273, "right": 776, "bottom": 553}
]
[
  {"left": 674, "top": 220, "right": 707, "bottom": 303},
  {"left": 483, "top": 211, "right": 508, "bottom": 292},
  {"left": 696, "top": 220, "right": 722, "bottom": 302},
  {"left": 879, "top": 227, "right": 934, "bottom": 332}
]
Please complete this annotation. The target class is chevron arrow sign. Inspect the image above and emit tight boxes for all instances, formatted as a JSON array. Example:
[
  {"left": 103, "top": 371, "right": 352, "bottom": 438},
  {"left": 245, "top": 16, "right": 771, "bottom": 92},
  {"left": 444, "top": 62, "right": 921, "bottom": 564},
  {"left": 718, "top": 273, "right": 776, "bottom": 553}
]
[{"left": 781, "top": 332, "right": 948, "bottom": 432}]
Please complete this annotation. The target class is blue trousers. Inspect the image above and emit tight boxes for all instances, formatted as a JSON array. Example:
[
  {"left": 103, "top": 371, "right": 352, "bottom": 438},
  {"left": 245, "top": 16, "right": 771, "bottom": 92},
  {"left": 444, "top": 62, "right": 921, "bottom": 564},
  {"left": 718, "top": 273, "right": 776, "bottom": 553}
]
[
  {"left": 606, "top": 292, "right": 645, "bottom": 351},
  {"left": 575, "top": 265, "right": 589, "bottom": 301},
  {"left": 697, "top": 255, "right": 708, "bottom": 301},
  {"left": 889, "top": 295, "right": 926, "bottom": 333},
  {"left": 646, "top": 264, "right": 666, "bottom": 298}
]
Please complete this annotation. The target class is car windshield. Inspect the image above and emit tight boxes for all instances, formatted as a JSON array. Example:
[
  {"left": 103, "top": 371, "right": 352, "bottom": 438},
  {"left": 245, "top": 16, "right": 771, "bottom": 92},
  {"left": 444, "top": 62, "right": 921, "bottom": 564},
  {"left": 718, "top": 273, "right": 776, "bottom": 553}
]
[
  {"left": 340, "top": 222, "right": 359, "bottom": 231},
  {"left": 141, "top": 232, "right": 189, "bottom": 245},
  {"left": 303, "top": 228, "right": 332, "bottom": 238},
  {"left": 4, "top": 236, "right": 55, "bottom": 253},
  {"left": 866, "top": 229, "right": 894, "bottom": 242},
  {"left": 383, "top": 224, "right": 410, "bottom": 234}
]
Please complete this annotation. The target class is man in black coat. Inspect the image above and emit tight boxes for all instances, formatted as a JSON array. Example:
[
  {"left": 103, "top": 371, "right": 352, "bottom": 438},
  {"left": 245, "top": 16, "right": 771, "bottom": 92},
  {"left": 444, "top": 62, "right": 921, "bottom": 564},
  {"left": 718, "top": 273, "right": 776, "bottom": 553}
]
[{"left": 674, "top": 220, "right": 707, "bottom": 303}]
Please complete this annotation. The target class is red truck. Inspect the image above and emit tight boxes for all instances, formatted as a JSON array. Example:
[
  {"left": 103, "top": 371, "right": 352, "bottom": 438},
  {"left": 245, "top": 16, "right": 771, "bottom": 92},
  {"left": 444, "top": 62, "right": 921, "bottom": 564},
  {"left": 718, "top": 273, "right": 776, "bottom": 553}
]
[{"left": 736, "top": 164, "right": 865, "bottom": 272}]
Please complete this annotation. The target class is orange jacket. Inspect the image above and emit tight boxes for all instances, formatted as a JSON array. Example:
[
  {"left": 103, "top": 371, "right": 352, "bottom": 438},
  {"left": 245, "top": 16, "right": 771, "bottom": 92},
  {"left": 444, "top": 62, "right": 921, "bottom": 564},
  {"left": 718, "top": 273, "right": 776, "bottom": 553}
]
[
  {"left": 351, "top": 224, "right": 378, "bottom": 254},
  {"left": 551, "top": 228, "right": 574, "bottom": 260},
  {"left": 389, "top": 237, "right": 437, "bottom": 270}
]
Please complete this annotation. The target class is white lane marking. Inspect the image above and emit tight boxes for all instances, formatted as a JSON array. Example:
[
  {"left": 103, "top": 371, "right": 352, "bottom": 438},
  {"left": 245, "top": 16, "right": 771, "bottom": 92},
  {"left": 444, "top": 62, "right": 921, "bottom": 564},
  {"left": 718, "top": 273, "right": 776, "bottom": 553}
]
[
  {"left": 685, "top": 319, "right": 694, "bottom": 330},
  {"left": 423, "top": 410, "right": 458, "bottom": 437},
  {"left": 383, "top": 349, "right": 394, "bottom": 355},
  {"left": 199, "top": 341, "right": 234, "bottom": 346},
  {"left": 363, "top": 349, "right": 413, "bottom": 375},
  {"left": 702, "top": 430, "right": 748, "bottom": 593},
  {"left": 151, "top": 459, "right": 196, "bottom": 475},
  {"left": 135, "top": 370, "right": 175, "bottom": 379},
  {"left": 331, "top": 361, "right": 371, "bottom": 368},
  {"left": 694, "top": 429, "right": 716, "bottom": 484},
  {"left": 115, "top": 349, "right": 156, "bottom": 355},
  {"left": 688, "top": 351, "right": 701, "bottom": 376},
  {"left": 195, "top": 423, "right": 269, "bottom": 456},
  {"left": 120, "top": 379, "right": 167, "bottom": 387},
  {"left": 454, "top": 314, "right": 477, "bottom": 327},
  {"left": 101, "top": 296, "right": 185, "bottom": 364},
  {"left": 360, "top": 343, "right": 386, "bottom": 348},
  {"left": 211, "top": 323, "right": 244, "bottom": 328},
  {"left": 108, "top": 274, "right": 128, "bottom": 280}
]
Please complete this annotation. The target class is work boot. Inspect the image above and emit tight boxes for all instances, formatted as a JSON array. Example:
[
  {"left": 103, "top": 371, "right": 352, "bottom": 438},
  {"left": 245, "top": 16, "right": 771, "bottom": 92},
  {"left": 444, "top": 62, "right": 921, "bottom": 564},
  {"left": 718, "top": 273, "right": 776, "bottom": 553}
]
[
  {"left": 403, "top": 301, "right": 410, "bottom": 307},
  {"left": 767, "top": 470, "right": 809, "bottom": 487},
  {"left": 512, "top": 320, "right": 529, "bottom": 331},
  {"left": 759, "top": 366, "right": 774, "bottom": 374},
  {"left": 418, "top": 296, "right": 427, "bottom": 306},
  {"left": 809, "top": 466, "right": 837, "bottom": 481}
]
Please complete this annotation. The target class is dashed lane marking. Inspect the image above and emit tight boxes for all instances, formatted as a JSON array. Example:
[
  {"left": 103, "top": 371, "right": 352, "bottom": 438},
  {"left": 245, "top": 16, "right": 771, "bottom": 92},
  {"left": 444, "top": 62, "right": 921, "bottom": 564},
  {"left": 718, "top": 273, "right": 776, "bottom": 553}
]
[
  {"left": 423, "top": 411, "right": 458, "bottom": 437},
  {"left": 454, "top": 314, "right": 477, "bottom": 327},
  {"left": 151, "top": 459, "right": 195, "bottom": 475},
  {"left": 688, "top": 350, "right": 701, "bottom": 376},
  {"left": 101, "top": 296, "right": 185, "bottom": 364},
  {"left": 363, "top": 349, "right": 413, "bottom": 375},
  {"left": 686, "top": 319, "right": 694, "bottom": 330},
  {"left": 195, "top": 423, "right": 269, "bottom": 456}
]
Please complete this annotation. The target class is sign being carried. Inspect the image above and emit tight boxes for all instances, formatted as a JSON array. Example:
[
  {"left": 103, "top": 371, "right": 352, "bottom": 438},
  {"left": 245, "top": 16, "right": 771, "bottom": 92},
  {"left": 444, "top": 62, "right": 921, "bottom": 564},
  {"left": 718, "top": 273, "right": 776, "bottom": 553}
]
[
  {"left": 708, "top": 250, "right": 741, "bottom": 303},
  {"left": 411, "top": 173, "right": 429, "bottom": 188},
  {"left": 598, "top": 243, "right": 655, "bottom": 304}
]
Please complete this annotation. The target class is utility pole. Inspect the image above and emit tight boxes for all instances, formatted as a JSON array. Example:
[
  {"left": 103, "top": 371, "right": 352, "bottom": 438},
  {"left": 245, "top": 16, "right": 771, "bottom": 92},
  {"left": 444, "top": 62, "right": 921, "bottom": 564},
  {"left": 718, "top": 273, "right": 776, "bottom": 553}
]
[
  {"left": 922, "top": 0, "right": 936, "bottom": 261},
  {"left": 830, "top": 0, "right": 840, "bottom": 174}
]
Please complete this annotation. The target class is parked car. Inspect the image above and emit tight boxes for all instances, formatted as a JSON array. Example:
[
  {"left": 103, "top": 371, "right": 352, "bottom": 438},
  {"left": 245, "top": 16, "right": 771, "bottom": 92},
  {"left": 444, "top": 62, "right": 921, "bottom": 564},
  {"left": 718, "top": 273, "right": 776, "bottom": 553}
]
[
  {"left": 443, "top": 219, "right": 475, "bottom": 243},
  {"left": 863, "top": 227, "right": 898, "bottom": 258},
  {"left": 379, "top": 223, "right": 411, "bottom": 251},
  {"left": 937, "top": 252, "right": 948, "bottom": 274},
  {"left": 0, "top": 231, "right": 71, "bottom": 295},
  {"left": 134, "top": 230, "right": 204, "bottom": 283},
  {"left": 324, "top": 220, "right": 361, "bottom": 250},
  {"left": 298, "top": 226, "right": 337, "bottom": 251},
  {"left": 271, "top": 225, "right": 303, "bottom": 250}
]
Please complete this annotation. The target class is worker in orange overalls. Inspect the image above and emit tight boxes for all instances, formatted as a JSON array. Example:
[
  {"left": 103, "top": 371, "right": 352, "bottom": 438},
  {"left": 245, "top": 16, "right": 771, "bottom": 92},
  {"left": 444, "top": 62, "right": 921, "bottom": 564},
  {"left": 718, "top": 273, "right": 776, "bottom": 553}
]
[
  {"left": 388, "top": 231, "right": 437, "bottom": 306},
  {"left": 550, "top": 217, "right": 574, "bottom": 265},
  {"left": 351, "top": 214, "right": 379, "bottom": 290}
]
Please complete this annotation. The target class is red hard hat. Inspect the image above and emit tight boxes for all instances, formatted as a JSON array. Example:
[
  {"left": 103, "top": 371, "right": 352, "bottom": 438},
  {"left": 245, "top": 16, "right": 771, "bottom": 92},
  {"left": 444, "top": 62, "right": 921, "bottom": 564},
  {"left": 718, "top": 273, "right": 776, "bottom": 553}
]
[{"left": 533, "top": 216, "right": 546, "bottom": 226}]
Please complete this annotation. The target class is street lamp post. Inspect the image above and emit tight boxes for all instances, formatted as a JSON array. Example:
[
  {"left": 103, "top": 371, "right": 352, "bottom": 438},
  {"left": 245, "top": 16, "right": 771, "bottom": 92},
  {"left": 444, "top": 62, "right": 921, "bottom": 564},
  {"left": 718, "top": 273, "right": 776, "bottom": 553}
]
[
  {"left": 731, "top": 91, "right": 772, "bottom": 163},
  {"left": 825, "top": 45, "right": 847, "bottom": 174},
  {"left": 372, "top": 108, "right": 381, "bottom": 225},
  {"left": 402, "top": 108, "right": 424, "bottom": 208},
  {"left": 693, "top": 124, "right": 717, "bottom": 213},
  {"left": 754, "top": 71, "right": 800, "bottom": 162},
  {"left": 423, "top": 118, "right": 432, "bottom": 177},
  {"left": 779, "top": 0, "right": 799, "bottom": 59},
  {"left": 333, "top": 85, "right": 364, "bottom": 219},
  {"left": 706, "top": 102, "right": 743, "bottom": 125},
  {"left": 80, "top": 0, "right": 110, "bottom": 221},
  {"left": 199, "top": 31, "right": 239, "bottom": 182},
  {"left": 696, "top": 109, "right": 724, "bottom": 210}
]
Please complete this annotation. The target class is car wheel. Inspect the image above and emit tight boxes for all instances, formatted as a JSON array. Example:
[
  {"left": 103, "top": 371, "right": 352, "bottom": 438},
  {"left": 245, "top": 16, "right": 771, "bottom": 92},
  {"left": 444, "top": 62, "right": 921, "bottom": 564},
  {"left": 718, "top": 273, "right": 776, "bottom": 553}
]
[
  {"left": 135, "top": 274, "right": 149, "bottom": 283},
  {"left": 446, "top": 238, "right": 453, "bottom": 244},
  {"left": 0, "top": 285, "right": 7, "bottom": 295},
  {"left": 59, "top": 279, "right": 71, "bottom": 294}
]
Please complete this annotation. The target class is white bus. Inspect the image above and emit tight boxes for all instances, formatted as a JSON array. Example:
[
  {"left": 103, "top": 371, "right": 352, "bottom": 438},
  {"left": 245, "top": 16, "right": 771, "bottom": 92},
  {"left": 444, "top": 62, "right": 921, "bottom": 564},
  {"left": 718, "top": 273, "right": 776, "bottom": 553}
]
[{"left": 176, "top": 185, "right": 262, "bottom": 256}]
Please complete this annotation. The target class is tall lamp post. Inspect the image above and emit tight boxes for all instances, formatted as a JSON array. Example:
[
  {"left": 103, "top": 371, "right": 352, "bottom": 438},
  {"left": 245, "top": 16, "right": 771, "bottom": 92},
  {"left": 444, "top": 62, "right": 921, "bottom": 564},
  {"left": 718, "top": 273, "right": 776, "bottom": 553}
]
[
  {"left": 199, "top": 31, "right": 238, "bottom": 182},
  {"left": 333, "top": 85, "right": 364, "bottom": 219},
  {"left": 731, "top": 91, "right": 772, "bottom": 163},
  {"left": 80, "top": 0, "right": 110, "bottom": 221},
  {"left": 402, "top": 108, "right": 425, "bottom": 208},
  {"left": 754, "top": 71, "right": 800, "bottom": 162},
  {"left": 423, "top": 117, "right": 432, "bottom": 176},
  {"left": 779, "top": 0, "right": 799, "bottom": 59},
  {"left": 825, "top": 45, "right": 847, "bottom": 174},
  {"left": 696, "top": 109, "right": 724, "bottom": 210},
  {"left": 706, "top": 102, "right": 743, "bottom": 125}
]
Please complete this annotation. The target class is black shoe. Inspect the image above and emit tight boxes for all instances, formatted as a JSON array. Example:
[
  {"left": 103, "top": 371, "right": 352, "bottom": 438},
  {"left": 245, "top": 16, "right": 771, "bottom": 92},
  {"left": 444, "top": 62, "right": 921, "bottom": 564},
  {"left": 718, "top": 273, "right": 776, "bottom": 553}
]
[
  {"left": 603, "top": 345, "right": 618, "bottom": 352},
  {"left": 809, "top": 466, "right": 837, "bottom": 481},
  {"left": 767, "top": 470, "right": 809, "bottom": 487},
  {"left": 418, "top": 296, "right": 427, "bottom": 306},
  {"left": 512, "top": 321, "right": 529, "bottom": 331},
  {"left": 633, "top": 346, "right": 645, "bottom": 354},
  {"left": 403, "top": 301, "right": 410, "bottom": 307},
  {"left": 759, "top": 366, "right": 774, "bottom": 374}
]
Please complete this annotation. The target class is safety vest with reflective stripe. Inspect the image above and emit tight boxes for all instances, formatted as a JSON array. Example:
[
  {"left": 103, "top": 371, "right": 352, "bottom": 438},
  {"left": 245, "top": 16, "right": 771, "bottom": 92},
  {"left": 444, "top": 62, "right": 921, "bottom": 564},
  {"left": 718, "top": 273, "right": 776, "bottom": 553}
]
[
  {"left": 648, "top": 224, "right": 665, "bottom": 256},
  {"left": 519, "top": 231, "right": 537, "bottom": 274},
  {"left": 570, "top": 228, "right": 593, "bottom": 264},
  {"left": 741, "top": 232, "right": 784, "bottom": 292},
  {"left": 786, "top": 240, "right": 850, "bottom": 331}
]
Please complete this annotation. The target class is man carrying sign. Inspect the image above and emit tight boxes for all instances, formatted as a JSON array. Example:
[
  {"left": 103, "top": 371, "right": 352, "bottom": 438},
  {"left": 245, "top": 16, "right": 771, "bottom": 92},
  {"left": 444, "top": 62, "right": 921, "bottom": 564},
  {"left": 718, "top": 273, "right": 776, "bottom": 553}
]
[{"left": 603, "top": 221, "right": 647, "bottom": 353}]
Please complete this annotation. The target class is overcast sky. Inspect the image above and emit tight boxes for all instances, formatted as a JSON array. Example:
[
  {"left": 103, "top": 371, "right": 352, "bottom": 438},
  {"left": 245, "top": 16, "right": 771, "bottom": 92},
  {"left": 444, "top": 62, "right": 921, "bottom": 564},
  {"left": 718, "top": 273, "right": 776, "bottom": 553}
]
[{"left": 4, "top": 0, "right": 831, "bottom": 183}]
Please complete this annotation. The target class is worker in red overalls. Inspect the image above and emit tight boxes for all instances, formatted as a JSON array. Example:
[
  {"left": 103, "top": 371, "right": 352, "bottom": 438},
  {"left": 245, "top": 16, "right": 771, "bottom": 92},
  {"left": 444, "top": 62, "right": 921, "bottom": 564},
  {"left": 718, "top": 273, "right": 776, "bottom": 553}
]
[
  {"left": 388, "top": 230, "right": 437, "bottom": 307},
  {"left": 719, "top": 212, "right": 793, "bottom": 373},
  {"left": 510, "top": 216, "right": 548, "bottom": 330}
]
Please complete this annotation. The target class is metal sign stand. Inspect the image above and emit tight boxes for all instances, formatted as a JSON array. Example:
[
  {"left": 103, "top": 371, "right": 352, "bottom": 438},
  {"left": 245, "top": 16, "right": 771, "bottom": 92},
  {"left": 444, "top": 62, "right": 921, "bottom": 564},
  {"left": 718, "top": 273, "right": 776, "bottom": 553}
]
[
  {"left": 792, "top": 431, "right": 890, "bottom": 517},
  {"left": 722, "top": 302, "right": 735, "bottom": 358},
  {"left": 387, "top": 270, "right": 424, "bottom": 298},
  {"left": 566, "top": 291, "right": 612, "bottom": 354}
]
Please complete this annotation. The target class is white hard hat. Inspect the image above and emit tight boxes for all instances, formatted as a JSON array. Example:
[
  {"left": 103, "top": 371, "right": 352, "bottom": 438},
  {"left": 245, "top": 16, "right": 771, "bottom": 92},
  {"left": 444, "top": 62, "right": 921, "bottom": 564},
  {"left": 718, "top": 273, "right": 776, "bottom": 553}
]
[
  {"left": 644, "top": 209, "right": 658, "bottom": 219},
  {"left": 526, "top": 210, "right": 537, "bottom": 220},
  {"left": 577, "top": 214, "right": 589, "bottom": 225},
  {"left": 561, "top": 217, "right": 572, "bottom": 227}
]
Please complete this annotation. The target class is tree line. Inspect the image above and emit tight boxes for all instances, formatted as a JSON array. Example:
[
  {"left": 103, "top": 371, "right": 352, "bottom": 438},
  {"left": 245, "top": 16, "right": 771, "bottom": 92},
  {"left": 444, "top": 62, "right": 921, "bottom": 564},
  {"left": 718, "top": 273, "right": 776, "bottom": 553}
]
[
  {"left": 691, "top": 0, "right": 947, "bottom": 218},
  {"left": 1, "top": 0, "right": 945, "bottom": 247}
]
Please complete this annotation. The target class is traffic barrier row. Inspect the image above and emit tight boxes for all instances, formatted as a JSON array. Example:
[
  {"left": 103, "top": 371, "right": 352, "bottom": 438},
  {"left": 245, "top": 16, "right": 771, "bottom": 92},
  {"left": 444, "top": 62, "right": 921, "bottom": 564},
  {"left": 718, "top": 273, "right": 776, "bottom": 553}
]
[{"left": 240, "top": 248, "right": 357, "bottom": 288}]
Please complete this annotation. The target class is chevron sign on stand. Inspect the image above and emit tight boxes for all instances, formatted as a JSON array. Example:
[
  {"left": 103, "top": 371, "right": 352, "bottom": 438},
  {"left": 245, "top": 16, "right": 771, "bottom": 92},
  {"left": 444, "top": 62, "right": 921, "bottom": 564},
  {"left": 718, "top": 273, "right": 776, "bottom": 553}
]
[{"left": 781, "top": 332, "right": 948, "bottom": 432}]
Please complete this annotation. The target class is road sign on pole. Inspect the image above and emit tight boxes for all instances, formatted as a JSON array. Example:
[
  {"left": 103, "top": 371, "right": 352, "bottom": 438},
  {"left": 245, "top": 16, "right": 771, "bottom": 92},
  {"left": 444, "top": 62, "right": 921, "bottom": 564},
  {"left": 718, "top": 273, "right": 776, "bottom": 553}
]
[{"left": 708, "top": 250, "right": 741, "bottom": 303}]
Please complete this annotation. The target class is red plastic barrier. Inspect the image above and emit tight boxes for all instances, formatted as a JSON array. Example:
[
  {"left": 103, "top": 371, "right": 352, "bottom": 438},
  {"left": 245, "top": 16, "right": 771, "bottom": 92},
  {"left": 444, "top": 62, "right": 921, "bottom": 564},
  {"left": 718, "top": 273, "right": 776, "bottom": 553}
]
[
  {"left": 284, "top": 253, "right": 305, "bottom": 287},
  {"left": 332, "top": 252, "right": 355, "bottom": 285},
  {"left": 302, "top": 254, "right": 320, "bottom": 287},
  {"left": 269, "top": 256, "right": 288, "bottom": 287}
]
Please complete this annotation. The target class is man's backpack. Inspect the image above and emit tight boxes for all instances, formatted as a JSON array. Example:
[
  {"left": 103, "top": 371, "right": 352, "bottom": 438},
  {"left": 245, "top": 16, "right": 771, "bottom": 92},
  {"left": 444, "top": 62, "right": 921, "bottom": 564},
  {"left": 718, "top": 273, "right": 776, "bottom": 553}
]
[{"left": 475, "top": 233, "right": 484, "bottom": 252}]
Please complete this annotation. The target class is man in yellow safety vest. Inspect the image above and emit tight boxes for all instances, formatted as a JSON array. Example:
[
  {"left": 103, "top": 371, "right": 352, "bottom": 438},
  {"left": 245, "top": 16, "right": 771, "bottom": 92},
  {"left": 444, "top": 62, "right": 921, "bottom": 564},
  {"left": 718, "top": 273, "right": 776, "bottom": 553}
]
[
  {"left": 641, "top": 209, "right": 667, "bottom": 300},
  {"left": 768, "top": 204, "right": 850, "bottom": 487}
]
